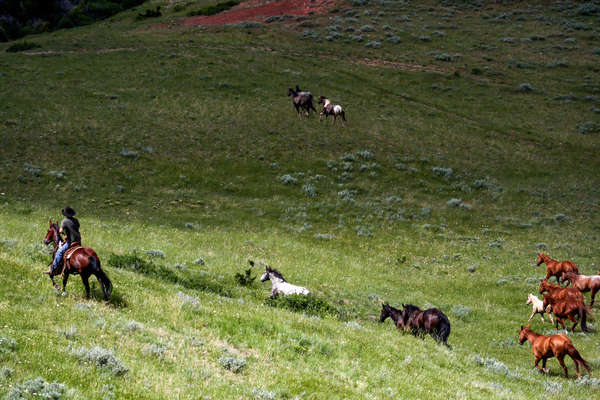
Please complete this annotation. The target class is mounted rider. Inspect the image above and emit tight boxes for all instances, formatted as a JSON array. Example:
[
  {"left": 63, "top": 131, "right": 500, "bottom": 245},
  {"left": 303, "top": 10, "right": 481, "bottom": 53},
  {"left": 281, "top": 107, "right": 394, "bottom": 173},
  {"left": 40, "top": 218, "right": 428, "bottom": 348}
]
[{"left": 44, "top": 206, "right": 81, "bottom": 275}]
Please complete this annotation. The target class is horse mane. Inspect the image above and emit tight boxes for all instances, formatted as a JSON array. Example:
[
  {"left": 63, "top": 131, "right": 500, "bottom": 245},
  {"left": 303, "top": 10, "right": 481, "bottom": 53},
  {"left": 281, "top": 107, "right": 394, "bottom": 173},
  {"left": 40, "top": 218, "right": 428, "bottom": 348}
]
[
  {"left": 268, "top": 268, "right": 286, "bottom": 282},
  {"left": 403, "top": 304, "right": 422, "bottom": 312}
]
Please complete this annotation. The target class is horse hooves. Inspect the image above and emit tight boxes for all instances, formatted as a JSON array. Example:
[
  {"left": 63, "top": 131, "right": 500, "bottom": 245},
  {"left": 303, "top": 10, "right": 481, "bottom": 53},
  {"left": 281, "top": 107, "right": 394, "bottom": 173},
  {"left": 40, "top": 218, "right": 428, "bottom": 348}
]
[{"left": 543, "top": 368, "right": 549, "bottom": 374}]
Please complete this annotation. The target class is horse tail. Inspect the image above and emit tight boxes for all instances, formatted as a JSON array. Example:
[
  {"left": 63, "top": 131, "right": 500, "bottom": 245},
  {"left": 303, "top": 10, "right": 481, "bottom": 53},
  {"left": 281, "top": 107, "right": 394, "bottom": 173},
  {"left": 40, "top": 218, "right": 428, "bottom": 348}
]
[
  {"left": 567, "top": 343, "right": 590, "bottom": 372},
  {"left": 438, "top": 313, "right": 451, "bottom": 347},
  {"left": 91, "top": 257, "right": 112, "bottom": 300},
  {"left": 579, "top": 302, "right": 589, "bottom": 332},
  {"left": 341, "top": 110, "right": 346, "bottom": 121}
]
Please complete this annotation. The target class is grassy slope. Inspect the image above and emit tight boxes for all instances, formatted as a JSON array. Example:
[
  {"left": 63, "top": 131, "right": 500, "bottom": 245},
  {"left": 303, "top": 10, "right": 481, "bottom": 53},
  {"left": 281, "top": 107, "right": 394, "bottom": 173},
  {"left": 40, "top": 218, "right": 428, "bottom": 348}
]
[{"left": 0, "top": 0, "right": 599, "bottom": 398}]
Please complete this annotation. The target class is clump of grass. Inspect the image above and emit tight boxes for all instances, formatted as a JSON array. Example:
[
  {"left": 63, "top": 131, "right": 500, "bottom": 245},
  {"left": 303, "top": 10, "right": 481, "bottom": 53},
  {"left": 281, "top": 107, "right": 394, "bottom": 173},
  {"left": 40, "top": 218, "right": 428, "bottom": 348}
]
[
  {"left": 302, "top": 184, "right": 317, "bottom": 197},
  {"left": 338, "top": 189, "right": 356, "bottom": 202},
  {"left": 451, "top": 305, "right": 472, "bottom": 320},
  {"left": 365, "top": 40, "right": 382, "bottom": 48},
  {"left": 314, "top": 233, "right": 334, "bottom": 240},
  {"left": 488, "top": 240, "right": 503, "bottom": 248},
  {"left": 124, "top": 320, "right": 142, "bottom": 332},
  {"left": 435, "top": 53, "right": 460, "bottom": 62},
  {"left": 576, "top": 375, "right": 600, "bottom": 389},
  {"left": 59, "top": 326, "right": 78, "bottom": 340},
  {"left": 0, "top": 336, "right": 16, "bottom": 356},
  {"left": 0, "top": 238, "right": 17, "bottom": 249},
  {"left": 23, "top": 162, "right": 42, "bottom": 176},
  {"left": 177, "top": 291, "right": 201, "bottom": 310},
  {"left": 4, "top": 377, "right": 66, "bottom": 398},
  {"left": 6, "top": 41, "right": 41, "bottom": 53},
  {"left": 194, "top": 257, "right": 206, "bottom": 265},
  {"left": 446, "top": 198, "right": 462, "bottom": 207},
  {"left": 251, "top": 387, "right": 277, "bottom": 400},
  {"left": 518, "top": 83, "right": 534, "bottom": 92},
  {"left": 473, "top": 355, "right": 519, "bottom": 377},
  {"left": 351, "top": 34, "right": 364, "bottom": 42},
  {"left": 234, "top": 268, "right": 256, "bottom": 286},
  {"left": 265, "top": 294, "right": 340, "bottom": 319},
  {"left": 543, "top": 381, "right": 562, "bottom": 394},
  {"left": 578, "top": 121, "right": 600, "bottom": 135},
  {"left": 387, "top": 35, "right": 402, "bottom": 43},
  {"left": 145, "top": 249, "right": 165, "bottom": 258},
  {"left": 354, "top": 225, "right": 373, "bottom": 237},
  {"left": 359, "top": 24, "right": 375, "bottom": 32},
  {"left": 217, "top": 352, "right": 246, "bottom": 373},
  {"left": 71, "top": 345, "right": 128, "bottom": 376},
  {"left": 144, "top": 343, "right": 166, "bottom": 360},
  {"left": 120, "top": 148, "right": 139, "bottom": 159},
  {"left": 0, "top": 366, "right": 13, "bottom": 379},
  {"left": 433, "top": 167, "right": 453, "bottom": 178}
]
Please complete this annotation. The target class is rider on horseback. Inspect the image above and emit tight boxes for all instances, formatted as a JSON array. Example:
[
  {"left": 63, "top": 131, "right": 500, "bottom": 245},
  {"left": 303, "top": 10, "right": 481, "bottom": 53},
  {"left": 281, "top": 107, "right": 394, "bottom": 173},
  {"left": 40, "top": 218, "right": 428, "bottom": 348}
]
[{"left": 44, "top": 206, "right": 81, "bottom": 275}]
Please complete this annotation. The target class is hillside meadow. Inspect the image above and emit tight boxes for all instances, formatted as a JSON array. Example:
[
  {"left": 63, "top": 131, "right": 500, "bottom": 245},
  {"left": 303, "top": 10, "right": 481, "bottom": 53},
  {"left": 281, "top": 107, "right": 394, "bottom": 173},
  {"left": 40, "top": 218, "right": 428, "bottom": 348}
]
[{"left": 0, "top": 0, "right": 599, "bottom": 398}]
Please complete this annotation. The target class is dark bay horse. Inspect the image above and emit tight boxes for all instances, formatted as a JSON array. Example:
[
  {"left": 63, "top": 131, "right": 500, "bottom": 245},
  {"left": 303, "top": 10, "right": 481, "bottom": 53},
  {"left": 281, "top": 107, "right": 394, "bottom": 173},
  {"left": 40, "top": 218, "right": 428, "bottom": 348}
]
[
  {"left": 519, "top": 325, "right": 590, "bottom": 378},
  {"left": 43, "top": 220, "right": 112, "bottom": 300},
  {"left": 379, "top": 303, "right": 404, "bottom": 330},
  {"left": 288, "top": 86, "right": 316, "bottom": 118},
  {"left": 380, "top": 303, "right": 451, "bottom": 347},
  {"left": 536, "top": 253, "right": 578, "bottom": 283},
  {"left": 540, "top": 280, "right": 588, "bottom": 332},
  {"left": 561, "top": 271, "right": 600, "bottom": 307}
]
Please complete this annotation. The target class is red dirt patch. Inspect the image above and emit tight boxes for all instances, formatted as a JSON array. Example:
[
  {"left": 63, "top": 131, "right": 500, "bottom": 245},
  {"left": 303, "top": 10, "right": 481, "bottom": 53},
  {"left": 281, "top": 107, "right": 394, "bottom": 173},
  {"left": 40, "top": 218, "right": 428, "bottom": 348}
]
[{"left": 181, "top": 0, "right": 336, "bottom": 26}]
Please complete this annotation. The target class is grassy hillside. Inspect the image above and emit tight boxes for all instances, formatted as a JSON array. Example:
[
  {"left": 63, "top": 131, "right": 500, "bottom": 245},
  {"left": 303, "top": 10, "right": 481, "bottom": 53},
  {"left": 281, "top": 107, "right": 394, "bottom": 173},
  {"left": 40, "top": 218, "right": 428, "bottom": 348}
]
[{"left": 1, "top": 0, "right": 599, "bottom": 398}]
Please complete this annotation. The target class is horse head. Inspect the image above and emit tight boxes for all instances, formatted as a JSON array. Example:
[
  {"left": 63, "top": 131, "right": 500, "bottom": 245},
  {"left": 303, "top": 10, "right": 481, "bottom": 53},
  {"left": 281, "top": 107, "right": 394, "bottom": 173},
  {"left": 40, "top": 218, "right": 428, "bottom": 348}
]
[
  {"left": 561, "top": 271, "right": 575, "bottom": 284},
  {"left": 44, "top": 220, "right": 57, "bottom": 245},
  {"left": 318, "top": 96, "right": 326, "bottom": 105},
  {"left": 260, "top": 266, "right": 271, "bottom": 282},
  {"left": 518, "top": 325, "right": 530, "bottom": 345},
  {"left": 287, "top": 88, "right": 296, "bottom": 97},
  {"left": 526, "top": 293, "right": 534, "bottom": 305},
  {"left": 536, "top": 253, "right": 545, "bottom": 266},
  {"left": 539, "top": 280, "right": 551, "bottom": 294},
  {"left": 379, "top": 303, "right": 390, "bottom": 322}
]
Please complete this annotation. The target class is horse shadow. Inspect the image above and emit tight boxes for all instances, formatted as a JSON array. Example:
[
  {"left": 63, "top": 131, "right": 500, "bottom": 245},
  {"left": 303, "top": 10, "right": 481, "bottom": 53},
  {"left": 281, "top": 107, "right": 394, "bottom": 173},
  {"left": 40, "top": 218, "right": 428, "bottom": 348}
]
[{"left": 89, "top": 282, "right": 127, "bottom": 308}]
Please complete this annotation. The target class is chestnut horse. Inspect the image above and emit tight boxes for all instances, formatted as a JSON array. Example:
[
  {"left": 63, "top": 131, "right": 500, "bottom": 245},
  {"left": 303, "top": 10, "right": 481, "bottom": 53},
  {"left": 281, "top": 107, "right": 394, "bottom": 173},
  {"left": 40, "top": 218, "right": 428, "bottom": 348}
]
[
  {"left": 43, "top": 221, "right": 112, "bottom": 300},
  {"left": 519, "top": 325, "right": 590, "bottom": 378},
  {"left": 540, "top": 280, "right": 588, "bottom": 332},
  {"left": 400, "top": 304, "right": 451, "bottom": 347},
  {"left": 536, "top": 253, "right": 578, "bottom": 283},
  {"left": 561, "top": 271, "right": 600, "bottom": 307}
]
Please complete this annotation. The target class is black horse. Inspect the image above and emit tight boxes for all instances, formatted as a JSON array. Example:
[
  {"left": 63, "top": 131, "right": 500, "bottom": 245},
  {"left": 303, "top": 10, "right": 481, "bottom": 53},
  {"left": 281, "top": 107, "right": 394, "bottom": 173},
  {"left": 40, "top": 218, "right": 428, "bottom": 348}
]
[
  {"left": 287, "top": 86, "right": 316, "bottom": 118},
  {"left": 401, "top": 304, "right": 451, "bottom": 347}
]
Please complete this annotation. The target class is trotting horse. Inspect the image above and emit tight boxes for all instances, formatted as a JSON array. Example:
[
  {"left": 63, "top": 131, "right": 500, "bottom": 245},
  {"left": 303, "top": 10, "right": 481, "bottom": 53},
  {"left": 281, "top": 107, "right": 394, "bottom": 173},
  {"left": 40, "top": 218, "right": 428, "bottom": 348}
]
[
  {"left": 519, "top": 325, "right": 590, "bottom": 378},
  {"left": 258, "top": 263, "right": 310, "bottom": 298},
  {"left": 540, "top": 280, "right": 588, "bottom": 332},
  {"left": 536, "top": 253, "right": 578, "bottom": 283},
  {"left": 318, "top": 96, "right": 346, "bottom": 124},
  {"left": 43, "top": 220, "right": 112, "bottom": 300},
  {"left": 526, "top": 293, "right": 554, "bottom": 325},
  {"left": 398, "top": 304, "right": 451, "bottom": 347},
  {"left": 561, "top": 271, "right": 600, "bottom": 307},
  {"left": 288, "top": 87, "right": 317, "bottom": 118}
]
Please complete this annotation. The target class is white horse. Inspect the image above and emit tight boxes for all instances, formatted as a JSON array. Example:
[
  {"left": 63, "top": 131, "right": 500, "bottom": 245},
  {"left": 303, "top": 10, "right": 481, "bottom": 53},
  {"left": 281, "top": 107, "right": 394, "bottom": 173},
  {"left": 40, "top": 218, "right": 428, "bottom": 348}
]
[
  {"left": 318, "top": 96, "right": 346, "bottom": 124},
  {"left": 259, "top": 265, "right": 310, "bottom": 298},
  {"left": 526, "top": 293, "right": 554, "bottom": 324}
]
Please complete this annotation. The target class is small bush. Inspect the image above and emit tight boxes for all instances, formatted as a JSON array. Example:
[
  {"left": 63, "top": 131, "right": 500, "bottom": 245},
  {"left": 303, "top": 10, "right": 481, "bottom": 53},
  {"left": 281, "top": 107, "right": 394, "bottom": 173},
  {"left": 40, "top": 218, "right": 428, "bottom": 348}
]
[
  {"left": 0, "top": 366, "right": 13, "bottom": 379},
  {"left": 144, "top": 344, "right": 166, "bottom": 360},
  {"left": 6, "top": 41, "right": 41, "bottom": 53},
  {"left": 518, "top": 83, "right": 534, "bottom": 92},
  {"left": 4, "top": 377, "right": 66, "bottom": 399},
  {"left": 451, "top": 305, "right": 472, "bottom": 320},
  {"left": 234, "top": 268, "right": 256, "bottom": 286},
  {"left": 302, "top": 184, "right": 317, "bottom": 197},
  {"left": 576, "top": 375, "right": 600, "bottom": 389},
  {"left": 120, "top": 148, "right": 139, "bottom": 159},
  {"left": 280, "top": 174, "right": 298, "bottom": 185},
  {"left": 0, "top": 337, "right": 16, "bottom": 357},
  {"left": 365, "top": 40, "right": 382, "bottom": 48},
  {"left": 71, "top": 346, "right": 128, "bottom": 376},
  {"left": 314, "top": 233, "right": 334, "bottom": 240},
  {"left": 217, "top": 353, "right": 246, "bottom": 373},
  {"left": 137, "top": 6, "right": 162, "bottom": 20},
  {"left": 433, "top": 167, "right": 453, "bottom": 178},
  {"left": 578, "top": 121, "right": 600, "bottom": 135},
  {"left": 544, "top": 381, "right": 562, "bottom": 394},
  {"left": 359, "top": 24, "right": 375, "bottom": 32},
  {"left": 446, "top": 198, "right": 462, "bottom": 207},
  {"left": 265, "top": 294, "right": 339, "bottom": 318},
  {"left": 188, "top": 0, "right": 239, "bottom": 16}
]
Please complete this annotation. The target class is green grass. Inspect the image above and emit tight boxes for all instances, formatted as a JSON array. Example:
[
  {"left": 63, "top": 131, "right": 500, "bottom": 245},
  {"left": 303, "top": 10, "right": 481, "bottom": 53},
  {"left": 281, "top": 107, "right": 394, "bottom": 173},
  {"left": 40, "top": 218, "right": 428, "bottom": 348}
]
[{"left": 1, "top": 0, "right": 600, "bottom": 398}]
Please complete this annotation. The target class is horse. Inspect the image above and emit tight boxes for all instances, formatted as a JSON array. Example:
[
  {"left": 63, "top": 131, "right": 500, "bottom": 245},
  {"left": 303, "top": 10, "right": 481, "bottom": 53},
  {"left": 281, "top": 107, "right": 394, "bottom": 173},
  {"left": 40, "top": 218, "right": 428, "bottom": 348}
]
[
  {"left": 43, "top": 220, "right": 112, "bottom": 300},
  {"left": 399, "top": 304, "right": 451, "bottom": 347},
  {"left": 536, "top": 253, "right": 578, "bottom": 283},
  {"left": 258, "top": 264, "right": 310, "bottom": 298},
  {"left": 526, "top": 293, "right": 554, "bottom": 325},
  {"left": 519, "top": 325, "right": 590, "bottom": 378},
  {"left": 379, "top": 303, "right": 405, "bottom": 330},
  {"left": 318, "top": 96, "right": 346, "bottom": 124},
  {"left": 561, "top": 271, "right": 600, "bottom": 307},
  {"left": 540, "top": 280, "right": 588, "bottom": 332},
  {"left": 287, "top": 87, "right": 316, "bottom": 118}
]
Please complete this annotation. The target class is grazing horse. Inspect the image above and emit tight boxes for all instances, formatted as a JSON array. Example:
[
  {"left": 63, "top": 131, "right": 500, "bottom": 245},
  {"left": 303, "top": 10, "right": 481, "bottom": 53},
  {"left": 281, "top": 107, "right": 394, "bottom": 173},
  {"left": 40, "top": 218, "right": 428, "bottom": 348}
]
[
  {"left": 400, "top": 304, "right": 451, "bottom": 347},
  {"left": 287, "top": 87, "right": 316, "bottom": 118},
  {"left": 526, "top": 293, "right": 554, "bottom": 324},
  {"left": 318, "top": 96, "right": 346, "bottom": 124},
  {"left": 43, "top": 221, "right": 112, "bottom": 300},
  {"left": 519, "top": 325, "right": 590, "bottom": 378},
  {"left": 536, "top": 253, "right": 578, "bottom": 283},
  {"left": 561, "top": 271, "right": 600, "bottom": 307},
  {"left": 259, "top": 264, "right": 310, "bottom": 298},
  {"left": 540, "top": 280, "right": 588, "bottom": 332},
  {"left": 379, "top": 303, "right": 405, "bottom": 330}
]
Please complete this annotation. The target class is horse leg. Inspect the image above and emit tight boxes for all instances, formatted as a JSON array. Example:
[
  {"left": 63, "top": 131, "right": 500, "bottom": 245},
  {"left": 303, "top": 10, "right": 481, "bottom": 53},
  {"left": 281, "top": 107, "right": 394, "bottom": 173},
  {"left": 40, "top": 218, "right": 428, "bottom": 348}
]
[
  {"left": 81, "top": 273, "right": 91, "bottom": 298},
  {"left": 590, "top": 288, "right": 597, "bottom": 307},
  {"left": 556, "top": 317, "right": 566, "bottom": 330},
  {"left": 567, "top": 314, "right": 579, "bottom": 333},
  {"left": 556, "top": 355, "right": 569, "bottom": 378},
  {"left": 542, "top": 358, "right": 549, "bottom": 374},
  {"left": 62, "top": 271, "right": 70, "bottom": 294},
  {"left": 534, "top": 356, "right": 544, "bottom": 373},
  {"left": 528, "top": 310, "right": 536, "bottom": 322}
]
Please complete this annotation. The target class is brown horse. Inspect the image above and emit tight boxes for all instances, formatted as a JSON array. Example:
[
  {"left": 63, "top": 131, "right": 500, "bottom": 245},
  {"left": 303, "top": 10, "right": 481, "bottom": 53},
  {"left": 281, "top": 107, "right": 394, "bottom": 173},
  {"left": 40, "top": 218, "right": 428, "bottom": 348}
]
[
  {"left": 43, "top": 220, "right": 112, "bottom": 300},
  {"left": 399, "top": 304, "right": 451, "bottom": 347},
  {"left": 519, "top": 325, "right": 590, "bottom": 378},
  {"left": 561, "top": 271, "right": 600, "bottom": 307},
  {"left": 288, "top": 87, "right": 316, "bottom": 118},
  {"left": 540, "top": 280, "right": 588, "bottom": 332},
  {"left": 536, "top": 253, "right": 578, "bottom": 283},
  {"left": 379, "top": 303, "right": 404, "bottom": 330}
]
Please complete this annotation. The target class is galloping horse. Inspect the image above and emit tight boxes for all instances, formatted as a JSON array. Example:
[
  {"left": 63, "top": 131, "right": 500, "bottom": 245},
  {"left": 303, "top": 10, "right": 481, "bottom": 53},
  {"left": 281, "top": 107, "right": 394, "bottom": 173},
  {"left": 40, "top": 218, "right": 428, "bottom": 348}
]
[
  {"left": 526, "top": 293, "right": 554, "bottom": 324},
  {"left": 536, "top": 253, "right": 578, "bottom": 283},
  {"left": 258, "top": 263, "right": 310, "bottom": 298},
  {"left": 539, "top": 280, "right": 588, "bottom": 332},
  {"left": 287, "top": 87, "right": 317, "bottom": 118},
  {"left": 519, "top": 325, "right": 590, "bottom": 378},
  {"left": 399, "top": 304, "right": 451, "bottom": 347},
  {"left": 561, "top": 271, "right": 600, "bottom": 307},
  {"left": 43, "top": 220, "right": 112, "bottom": 300},
  {"left": 318, "top": 96, "right": 346, "bottom": 124}
]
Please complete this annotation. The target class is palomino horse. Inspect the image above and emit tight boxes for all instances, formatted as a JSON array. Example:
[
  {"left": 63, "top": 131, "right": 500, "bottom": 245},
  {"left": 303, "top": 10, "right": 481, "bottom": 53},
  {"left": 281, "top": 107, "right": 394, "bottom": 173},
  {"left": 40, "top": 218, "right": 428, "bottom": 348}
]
[
  {"left": 43, "top": 221, "right": 112, "bottom": 300},
  {"left": 258, "top": 263, "right": 310, "bottom": 298},
  {"left": 561, "top": 271, "right": 600, "bottom": 307},
  {"left": 540, "top": 280, "right": 588, "bottom": 332},
  {"left": 526, "top": 293, "right": 554, "bottom": 325},
  {"left": 287, "top": 87, "right": 316, "bottom": 118},
  {"left": 379, "top": 303, "right": 404, "bottom": 330},
  {"left": 318, "top": 96, "right": 346, "bottom": 124},
  {"left": 536, "top": 253, "right": 578, "bottom": 283},
  {"left": 399, "top": 304, "right": 451, "bottom": 347},
  {"left": 519, "top": 325, "right": 590, "bottom": 378}
]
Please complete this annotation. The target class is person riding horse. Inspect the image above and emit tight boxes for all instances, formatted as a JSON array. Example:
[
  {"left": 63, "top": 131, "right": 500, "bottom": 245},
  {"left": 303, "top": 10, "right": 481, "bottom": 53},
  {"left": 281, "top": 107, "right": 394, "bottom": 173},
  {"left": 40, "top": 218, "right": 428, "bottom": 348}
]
[{"left": 44, "top": 206, "right": 81, "bottom": 275}]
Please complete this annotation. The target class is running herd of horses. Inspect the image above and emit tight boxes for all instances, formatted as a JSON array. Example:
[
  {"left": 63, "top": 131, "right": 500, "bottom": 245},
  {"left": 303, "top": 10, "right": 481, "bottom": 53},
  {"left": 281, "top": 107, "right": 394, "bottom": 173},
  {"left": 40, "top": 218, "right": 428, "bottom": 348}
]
[{"left": 42, "top": 221, "right": 600, "bottom": 380}]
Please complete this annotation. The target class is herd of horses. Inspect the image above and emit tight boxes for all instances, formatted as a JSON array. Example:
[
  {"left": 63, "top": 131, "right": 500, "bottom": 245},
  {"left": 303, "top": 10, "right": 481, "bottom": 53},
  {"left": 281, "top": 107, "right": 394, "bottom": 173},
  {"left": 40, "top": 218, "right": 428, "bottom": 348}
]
[
  {"left": 287, "top": 85, "right": 346, "bottom": 124},
  {"left": 41, "top": 220, "right": 598, "bottom": 379}
]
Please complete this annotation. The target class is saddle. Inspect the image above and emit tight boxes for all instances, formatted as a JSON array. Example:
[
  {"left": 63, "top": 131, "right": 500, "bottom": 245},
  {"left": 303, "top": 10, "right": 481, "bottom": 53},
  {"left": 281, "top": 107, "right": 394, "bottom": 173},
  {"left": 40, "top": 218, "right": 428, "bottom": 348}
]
[{"left": 64, "top": 242, "right": 82, "bottom": 261}]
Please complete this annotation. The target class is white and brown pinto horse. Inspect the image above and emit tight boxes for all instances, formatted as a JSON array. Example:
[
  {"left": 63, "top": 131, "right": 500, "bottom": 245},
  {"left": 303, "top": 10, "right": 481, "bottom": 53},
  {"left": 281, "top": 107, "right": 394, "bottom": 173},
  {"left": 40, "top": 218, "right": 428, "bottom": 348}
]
[
  {"left": 526, "top": 293, "right": 554, "bottom": 324},
  {"left": 260, "top": 265, "right": 310, "bottom": 298},
  {"left": 318, "top": 96, "right": 346, "bottom": 124}
]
